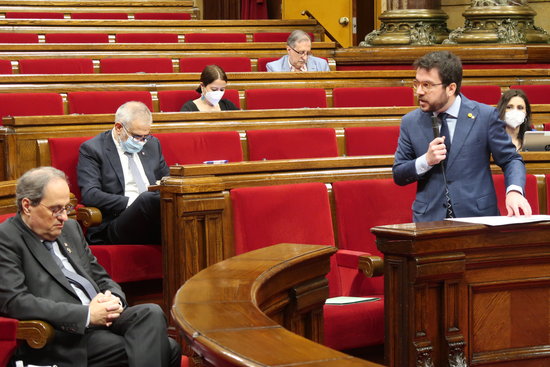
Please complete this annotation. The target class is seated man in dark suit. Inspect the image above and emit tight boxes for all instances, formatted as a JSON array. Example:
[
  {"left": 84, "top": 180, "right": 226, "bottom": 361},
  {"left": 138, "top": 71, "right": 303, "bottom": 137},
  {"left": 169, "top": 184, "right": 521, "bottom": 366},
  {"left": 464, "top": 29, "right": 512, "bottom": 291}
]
[
  {"left": 0, "top": 166, "right": 180, "bottom": 366},
  {"left": 78, "top": 101, "right": 169, "bottom": 245},
  {"left": 266, "top": 30, "right": 330, "bottom": 72}
]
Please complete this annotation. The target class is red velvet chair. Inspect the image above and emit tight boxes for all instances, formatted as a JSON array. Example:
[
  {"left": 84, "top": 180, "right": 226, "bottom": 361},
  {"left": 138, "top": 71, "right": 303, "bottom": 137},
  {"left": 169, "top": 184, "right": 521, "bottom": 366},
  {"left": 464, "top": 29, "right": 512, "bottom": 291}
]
[
  {"left": 345, "top": 126, "right": 400, "bottom": 156},
  {"left": 0, "top": 316, "right": 17, "bottom": 367},
  {"left": 257, "top": 57, "right": 279, "bottom": 72},
  {"left": 155, "top": 131, "right": 243, "bottom": 165},
  {"left": 45, "top": 33, "right": 109, "bottom": 43},
  {"left": 184, "top": 33, "right": 247, "bottom": 43},
  {"left": 134, "top": 13, "right": 192, "bottom": 20},
  {"left": 71, "top": 12, "right": 128, "bottom": 19},
  {"left": 246, "top": 128, "right": 338, "bottom": 160},
  {"left": 99, "top": 58, "right": 173, "bottom": 74},
  {"left": 333, "top": 87, "right": 415, "bottom": 108},
  {"left": 231, "top": 182, "right": 384, "bottom": 350},
  {"left": 510, "top": 85, "right": 550, "bottom": 104},
  {"left": 0, "top": 60, "right": 12, "bottom": 74},
  {"left": 245, "top": 88, "right": 327, "bottom": 110},
  {"left": 461, "top": 85, "right": 502, "bottom": 105},
  {"left": 0, "top": 93, "right": 64, "bottom": 119},
  {"left": 492, "top": 174, "right": 540, "bottom": 215},
  {"left": 179, "top": 57, "right": 252, "bottom": 72},
  {"left": 0, "top": 33, "right": 39, "bottom": 43},
  {"left": 157, "top": 89, "right": 240, "bottom": 112},
  {"left": 19, "top": 58, "right": 94, "bottom": 74},
  {"left": 5, "top": 12, "right": 64, "bottom": 19},
  {"left": 67, "top": 91, "right": 153, "bottom": 114},
  {"left": 115, "top": 33, "right": 179, "bottom": 43}
]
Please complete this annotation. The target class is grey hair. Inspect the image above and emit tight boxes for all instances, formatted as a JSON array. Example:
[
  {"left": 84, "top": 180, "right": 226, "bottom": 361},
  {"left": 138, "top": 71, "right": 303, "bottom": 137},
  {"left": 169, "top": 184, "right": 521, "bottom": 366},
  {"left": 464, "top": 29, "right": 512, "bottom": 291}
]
[
  {"left": 287, "top": 30, "right": 311, "bottom": 48},
  {"left": 115, "top": 101, "right": 152, "bottom": 129},
  {"left": 16, "top": 167, "right": 67, "bottom": 212}
]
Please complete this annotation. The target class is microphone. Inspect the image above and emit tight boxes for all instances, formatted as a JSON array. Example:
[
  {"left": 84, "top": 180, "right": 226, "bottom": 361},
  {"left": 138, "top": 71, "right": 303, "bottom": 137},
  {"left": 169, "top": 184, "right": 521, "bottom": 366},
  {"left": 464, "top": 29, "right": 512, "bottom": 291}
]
[
  {"left": 431, "top": 115, "right": 440, "bottom": 139},
  {"left": 431, "top": 114, "right": 454, "bottom": 218}
]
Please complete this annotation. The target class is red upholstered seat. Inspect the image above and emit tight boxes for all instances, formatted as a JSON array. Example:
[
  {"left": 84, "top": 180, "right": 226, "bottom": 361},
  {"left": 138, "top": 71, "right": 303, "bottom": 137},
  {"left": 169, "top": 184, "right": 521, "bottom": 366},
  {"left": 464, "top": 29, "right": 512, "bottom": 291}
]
[
  {"left": 71, "top": 12, "right": 128, "bottom": 19},
  {"left": 0, "top": 316, "right": 18, "bottom": 367},
  {"left": 0, "top": 33, "right": 39, "bottom": 43},
  {"left": 134, "top": 12, "right": 192, "bottom": 20},
  {"left": 179, "top": 57, "right": 251, "bottom": 72},
  {"left": 0, "top": 92, "right": 64, "bottom": 118},
  {"left": 67, "top": 91, "right": 153, "bottom": 114},
  {"left": 116, "top": 33, "right": 179, "bottom": 43},
  {"left": 231, "top": 182, "right": 384, "bottom": 350},
  {"left": 461, "top": 85, "right": 502, "bottom": 105},
  {"left": 45, "top": 33, "right": 109, "bottom": 43},
  {"left": 333, "top": 87, "right": 415, "bottom": 107},
  {"left": 493, "top": 174, "right": 539, "bottom": 215},
  {"left": 19, "top": 58, "right": 94, "bottom": 74},
  {"left": 246, "top": 128, "right": 338, "bottom": 160},
  {"left": 5, "top": 12, "right": 64, "bottom": 19},
  {"left": 100, "top": 58, "right": 173, "bottom": 73},
  {"left": 345, "top": 126, "right": 400, "bottom": 156},
  {"left": 155, "top": 131, "right": 243, "bottom": 165},
  {"left": 245, "top": 88, "right": 327, "bottom": 110},
  {"left": 0, "top": 213, "right": 15, "bottom": 223},
  {"left": 184, "top": 33, "right": 247, "bottom": 43},
  {"left": 252, "top": 32, "right": 314, "bottom": 42},
  {"left": 510, "top": 85, "right": 550, "bottom": 104},
  {"left": 0, "top": 59, "right": 12, "bottom": 74},
  {"left": 157, "top": 89, "right": 240, "bottom": 112},
  {"left": 257, "top": 57, "right": 279, "bottom": 72}
]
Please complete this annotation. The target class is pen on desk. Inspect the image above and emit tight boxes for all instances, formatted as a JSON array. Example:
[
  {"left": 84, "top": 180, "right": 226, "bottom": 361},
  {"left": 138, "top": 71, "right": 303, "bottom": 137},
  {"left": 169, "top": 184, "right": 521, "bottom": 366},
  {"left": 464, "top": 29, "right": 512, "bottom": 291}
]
[{"left": 204, "top": 160, "right": 229, "bottom": 164}]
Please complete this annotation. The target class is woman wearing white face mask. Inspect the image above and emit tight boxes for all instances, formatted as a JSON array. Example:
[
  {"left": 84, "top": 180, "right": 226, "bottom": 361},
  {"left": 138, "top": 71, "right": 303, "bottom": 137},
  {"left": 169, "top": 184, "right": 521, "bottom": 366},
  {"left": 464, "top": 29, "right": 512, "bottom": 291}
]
[
  {"left": 180, "top": 64, "right": 240, "bottom": 112},
  {"left": 496, "top": 89, "right": 533, "bottom": 151}
]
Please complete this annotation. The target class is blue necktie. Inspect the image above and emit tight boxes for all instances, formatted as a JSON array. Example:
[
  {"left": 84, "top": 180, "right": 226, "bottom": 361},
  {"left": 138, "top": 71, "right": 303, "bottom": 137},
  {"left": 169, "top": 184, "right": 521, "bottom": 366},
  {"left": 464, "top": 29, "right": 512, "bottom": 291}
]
[
  {"left": 43, "top": 240, "right": 98, "bottom": 300},
  {"left": 439, "top": 113, "right": 454, "bottom": 218}
]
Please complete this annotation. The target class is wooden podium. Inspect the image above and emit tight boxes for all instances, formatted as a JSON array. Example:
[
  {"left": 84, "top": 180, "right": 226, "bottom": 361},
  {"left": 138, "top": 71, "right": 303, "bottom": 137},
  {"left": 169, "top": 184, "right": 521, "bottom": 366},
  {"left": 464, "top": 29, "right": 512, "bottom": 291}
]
[{"left": 372, "top": 220, "right": 550, "bottom": 367}]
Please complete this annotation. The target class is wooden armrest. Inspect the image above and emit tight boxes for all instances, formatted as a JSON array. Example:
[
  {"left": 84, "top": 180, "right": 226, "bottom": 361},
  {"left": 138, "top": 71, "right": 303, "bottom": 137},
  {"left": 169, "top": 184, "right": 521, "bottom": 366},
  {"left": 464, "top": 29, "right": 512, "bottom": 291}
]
[
  {"left": 358, "top": 255, "right": 384, "bottom": 277},
  {"left": 16, "top": 320, "right": 54, "bottom": 349},
  {"left": 76, "top": 206, "right": 102, "bottom": 228}
]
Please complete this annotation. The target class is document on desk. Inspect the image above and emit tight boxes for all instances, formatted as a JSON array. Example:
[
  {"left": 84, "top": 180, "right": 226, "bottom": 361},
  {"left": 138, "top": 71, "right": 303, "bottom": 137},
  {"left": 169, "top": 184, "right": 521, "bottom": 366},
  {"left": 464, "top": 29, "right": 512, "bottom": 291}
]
[
  {"left": 446, "top": 215, "right": 550, "bottom": 226},
  {"left": 325, "top": 296, "right": 381, "bottom": 305}
]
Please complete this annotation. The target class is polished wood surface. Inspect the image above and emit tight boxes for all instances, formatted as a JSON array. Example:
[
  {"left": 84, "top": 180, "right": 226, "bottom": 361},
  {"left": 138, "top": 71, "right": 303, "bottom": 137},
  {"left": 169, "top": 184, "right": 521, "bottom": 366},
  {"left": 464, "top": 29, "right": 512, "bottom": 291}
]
[
  {"left": 172, "top": 243, "right": 384, "bottom": 367},
  {"left": 16, "top": 320, "right": 54, "bottom": 350},
  {"left": 372, "top": 220, "right": 550, "bottom": 366}
]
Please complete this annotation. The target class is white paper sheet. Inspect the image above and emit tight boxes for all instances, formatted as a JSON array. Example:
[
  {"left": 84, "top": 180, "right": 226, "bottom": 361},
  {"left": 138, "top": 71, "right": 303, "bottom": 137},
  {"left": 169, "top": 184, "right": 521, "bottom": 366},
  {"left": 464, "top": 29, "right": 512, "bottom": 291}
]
[
  {"left": 325, "top": 296, "right": 381, "bottom": 305},
  {"left": 446, "top": 215, "right": 550, "bottom": 226}
]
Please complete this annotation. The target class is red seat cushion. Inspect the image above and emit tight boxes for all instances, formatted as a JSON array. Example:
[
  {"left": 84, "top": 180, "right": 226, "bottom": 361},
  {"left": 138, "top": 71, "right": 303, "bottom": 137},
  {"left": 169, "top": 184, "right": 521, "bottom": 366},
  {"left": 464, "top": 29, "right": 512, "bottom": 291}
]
[
  {"left": 257, "top": 57, "right": 279, "bottom": 72},
  {"left": 461, "top": 85, "right": 502, "bottom": 105},
  {"left": 493, "top": 174, "right": 539, "bottom": 215},
  {"left": 179, "top": 57, "right": 251, "bottom": 72},
  {"left": 245, "top": 88, "right": 327, "bottom": 110},
  {"left": 45, "top": 33, "right": 109, "bottom": 43},
  {"left": 345, "top": 126, "right": 400, "bottom": 156},
  {"left": 0, "top": 92, "right": 64, "bottom": 118},
  {"left": 246, "top": 128, "right": 338, "bottom": 160},
  {"left": 155, "top": 131, "right": 243, "bottom": 165},
  {"left": 333, "top": 87, "right": 415, "bottom": 107},
  {"left": 116, "top": 33, "right": 179, "bottom": 43},
  {"left": 5, "top": 12, "right": 64, "bottom": 19},
  {"left": 0, "top": 317, "right": 18, "bottom": 367},
  {"left": 19, "top": 58, "right": 94, "bottom": 74},
  {"left": 134, "top": 13, "right": 192, "bottom": 20},
  {"left": 157, "top": 89, "right": 240, "bottom": 111},
  {"left": 0, "top": 33, "right": 39, "bottom": 43},
  {"left": 67, "top": 91, "right": 153, "bottom": 114},
  {"left": 0, "top": 59, "right": 11, "bottom": 74},
  {"left": 100, "top": 58, "right": 173, "bottom": 73},
  {"left": 184, "top": 33, "right": 247, "bottom": 43},
  {"left": 510, "top": 85, "right": 550, "bottom": 104},
  {"left": 71, "top": 12, "right": 128, "bottom": 19}
]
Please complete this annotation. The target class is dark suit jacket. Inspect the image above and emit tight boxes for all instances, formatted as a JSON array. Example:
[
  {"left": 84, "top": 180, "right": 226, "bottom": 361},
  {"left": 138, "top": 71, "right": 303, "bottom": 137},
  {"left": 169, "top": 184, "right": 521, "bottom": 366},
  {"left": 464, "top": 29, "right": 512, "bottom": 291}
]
[
  {"left": 393, "top": 94, "right": 526, "bottom": 222},
  {"left": 77, "top": 130, "right": 169, "bottom": 243},
  {"left": 0, "top": 214, "right": 124, "bottom": 366}
]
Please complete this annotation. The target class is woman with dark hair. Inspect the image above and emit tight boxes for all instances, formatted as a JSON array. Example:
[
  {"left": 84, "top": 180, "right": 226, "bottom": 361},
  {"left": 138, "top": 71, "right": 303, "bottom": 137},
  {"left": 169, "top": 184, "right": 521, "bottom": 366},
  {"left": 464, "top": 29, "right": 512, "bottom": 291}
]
[
  {"left": 496, "top": 88, "right": 533, "bottom": 151},
  {"left": 180, "top": 64, "right": 239, "bottom": 112}
]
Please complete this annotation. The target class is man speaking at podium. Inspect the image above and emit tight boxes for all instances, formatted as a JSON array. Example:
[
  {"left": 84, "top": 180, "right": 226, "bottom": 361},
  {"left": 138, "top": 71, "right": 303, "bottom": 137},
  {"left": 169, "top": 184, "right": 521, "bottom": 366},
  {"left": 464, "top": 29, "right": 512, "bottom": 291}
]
[{"left": 393, "top": 51, "right": 532, "bottom": 222}]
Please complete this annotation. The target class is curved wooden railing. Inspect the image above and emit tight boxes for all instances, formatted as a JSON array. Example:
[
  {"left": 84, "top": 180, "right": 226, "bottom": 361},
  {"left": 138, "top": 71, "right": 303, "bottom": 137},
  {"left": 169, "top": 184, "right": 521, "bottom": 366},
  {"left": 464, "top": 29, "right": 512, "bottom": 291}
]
[{"left": 172, "top": 243, "right": 385, "bottom": 367}]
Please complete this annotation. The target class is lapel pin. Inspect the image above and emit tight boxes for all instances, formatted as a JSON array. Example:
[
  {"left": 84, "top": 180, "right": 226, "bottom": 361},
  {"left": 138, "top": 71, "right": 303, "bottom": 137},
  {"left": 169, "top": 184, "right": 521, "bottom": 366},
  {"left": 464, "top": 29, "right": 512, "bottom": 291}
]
[
  {"left": 468, "top": 113, "right": 475, "bottom": 119},
  {"left": 64, "top": 243, "right": 72, "bottom": 253}
]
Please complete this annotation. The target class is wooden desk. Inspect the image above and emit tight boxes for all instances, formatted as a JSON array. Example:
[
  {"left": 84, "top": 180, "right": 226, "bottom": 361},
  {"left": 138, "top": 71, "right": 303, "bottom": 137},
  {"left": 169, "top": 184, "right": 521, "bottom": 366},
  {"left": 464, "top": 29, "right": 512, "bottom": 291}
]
[
  {"left": 172, "top": 243, "right": 384, "bottom": 367},
  {"left": 372, "top": 220, "right": 550, "bottom": 367}
]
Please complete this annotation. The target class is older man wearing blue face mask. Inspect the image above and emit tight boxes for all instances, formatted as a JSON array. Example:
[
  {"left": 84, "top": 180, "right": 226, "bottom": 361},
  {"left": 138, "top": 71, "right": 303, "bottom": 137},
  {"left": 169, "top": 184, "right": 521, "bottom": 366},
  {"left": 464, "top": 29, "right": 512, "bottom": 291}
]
[{"left": 77, "top": 101, "right": 169, "bottom": 245}]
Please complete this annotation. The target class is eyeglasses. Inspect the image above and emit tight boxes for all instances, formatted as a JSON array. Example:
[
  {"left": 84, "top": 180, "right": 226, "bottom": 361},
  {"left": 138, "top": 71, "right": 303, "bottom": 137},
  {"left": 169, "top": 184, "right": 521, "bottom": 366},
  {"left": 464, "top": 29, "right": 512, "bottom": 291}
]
[
  {"left": 122, "top": 124, "right": 151, "bottom": 143},
  {"left": 412, "top": 80, "right": 444, "bottom": 92},
  {"left": 288, "top": 45, "right": 311, "bottom": 57},
  {"left": 40, "top": 203, "right": 74, "bottom": 217}
]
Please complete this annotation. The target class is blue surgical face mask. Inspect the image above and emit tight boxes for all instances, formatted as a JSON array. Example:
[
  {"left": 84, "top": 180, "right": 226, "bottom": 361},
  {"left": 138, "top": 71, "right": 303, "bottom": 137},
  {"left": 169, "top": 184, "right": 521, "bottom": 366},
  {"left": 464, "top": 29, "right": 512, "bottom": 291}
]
[{"left": 121, "top": 137, "right": 145, "bottom": 154}]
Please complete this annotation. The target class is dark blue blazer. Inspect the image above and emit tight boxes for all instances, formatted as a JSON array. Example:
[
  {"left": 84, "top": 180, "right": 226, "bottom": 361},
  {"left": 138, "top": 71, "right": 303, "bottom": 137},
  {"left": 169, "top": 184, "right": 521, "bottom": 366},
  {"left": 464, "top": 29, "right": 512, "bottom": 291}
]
[{"left": 393, "top": 95, "right": 526, "bottom": 222}]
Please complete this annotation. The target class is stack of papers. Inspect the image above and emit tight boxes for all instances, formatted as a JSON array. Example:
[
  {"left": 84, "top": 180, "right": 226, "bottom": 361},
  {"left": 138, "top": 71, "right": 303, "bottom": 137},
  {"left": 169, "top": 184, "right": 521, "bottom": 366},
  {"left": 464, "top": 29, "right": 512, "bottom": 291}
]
[
  {"left": 325, "top": 296, "right": 381, "bottom": 305},
  {"left": 447, "top": 215, "right": 550, "bottom": 226}
]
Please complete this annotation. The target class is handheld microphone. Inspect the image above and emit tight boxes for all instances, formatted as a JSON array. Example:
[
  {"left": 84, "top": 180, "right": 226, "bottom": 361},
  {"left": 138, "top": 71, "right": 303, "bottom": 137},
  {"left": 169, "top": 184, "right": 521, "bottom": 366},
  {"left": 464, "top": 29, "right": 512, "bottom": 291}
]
[
  {"left": 431, "top": 115, "right": 454, "bottom": 218},
  {"left": 431, "top": 115, "right": 440, "bottom": 139}
]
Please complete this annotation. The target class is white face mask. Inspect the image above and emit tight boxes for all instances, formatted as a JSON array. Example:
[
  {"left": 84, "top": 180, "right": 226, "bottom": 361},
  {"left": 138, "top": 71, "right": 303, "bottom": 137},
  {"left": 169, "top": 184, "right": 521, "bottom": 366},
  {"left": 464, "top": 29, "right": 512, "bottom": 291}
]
[
  {"left": 504, "top": 109, "right": 526, "bottom": 129},
  {"left": 204, "top": 90, "right": 224, "bottom": 106}
]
